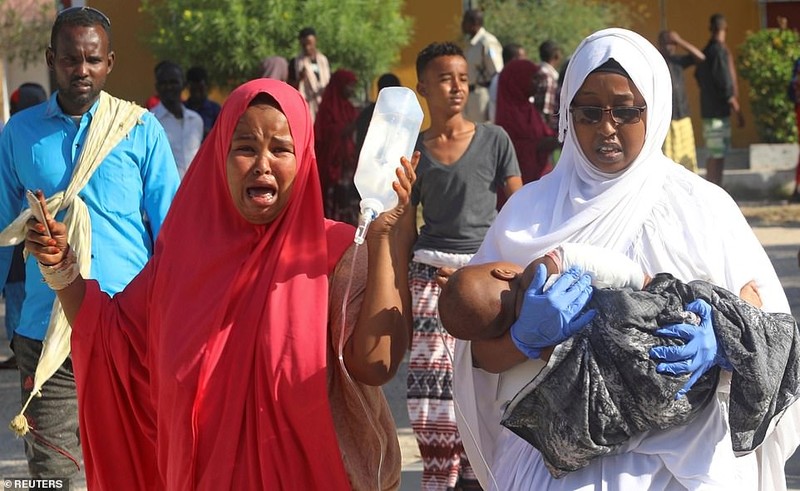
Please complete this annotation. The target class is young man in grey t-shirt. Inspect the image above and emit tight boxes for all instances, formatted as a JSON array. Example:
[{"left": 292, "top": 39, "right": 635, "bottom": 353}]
[{"left": 404, "top": 41, "right": 521, "bottom": 490}]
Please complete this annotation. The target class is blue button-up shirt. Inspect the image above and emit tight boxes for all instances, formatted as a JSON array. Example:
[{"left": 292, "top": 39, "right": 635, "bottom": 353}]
[{"left": 0, "top": 93, "right": 180, "bottom": 340}]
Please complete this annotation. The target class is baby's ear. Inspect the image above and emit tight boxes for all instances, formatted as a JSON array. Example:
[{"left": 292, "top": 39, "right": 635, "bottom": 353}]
[{"left": 491, "top": 267, "right": 518, "bottom": 281}]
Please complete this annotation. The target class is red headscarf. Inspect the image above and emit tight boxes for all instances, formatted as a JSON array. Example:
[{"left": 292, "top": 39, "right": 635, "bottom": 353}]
[
  {"left": 72, "top": 79, "right": 354, "bottom": 490},
  {"left": 495, "top": 59, "right": 556, "bottom": 184},
  {"left": 314, "top": 69, "right": 359, "bottom": 189}
]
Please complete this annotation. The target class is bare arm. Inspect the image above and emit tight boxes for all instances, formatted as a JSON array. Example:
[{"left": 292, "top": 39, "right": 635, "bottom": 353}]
[
  {"left": 504, "top": 175, "right": 523, "bottom": 197},
  {"left": 344, "top": 153, "right": 419, "bottom": 386},
  {"left": 669, "top": 31, "right": 705, "bottom": 63},
  {"left": 472, "top": 333, "right": 553, "bottom": 373}
]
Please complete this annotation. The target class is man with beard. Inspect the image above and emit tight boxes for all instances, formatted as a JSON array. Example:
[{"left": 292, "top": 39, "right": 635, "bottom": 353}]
[{"left": 0, "top": 6, "right": 178, "bottom": 481}]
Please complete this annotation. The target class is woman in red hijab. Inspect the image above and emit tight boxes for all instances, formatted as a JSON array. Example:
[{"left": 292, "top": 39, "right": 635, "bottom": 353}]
[
  {"left": 25, "top": 79, "right": 418, "bottom": 490},
  {"left": 495, "top": 59, "right": 557, "bottom": 189},
  {"left": 314, "top": 69, "right": 361, "bottom": 224}
]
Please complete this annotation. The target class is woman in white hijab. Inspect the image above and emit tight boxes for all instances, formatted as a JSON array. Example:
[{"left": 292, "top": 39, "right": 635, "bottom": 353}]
[{"left": 452, "top": 28, "right": 795, "bottom": 490}]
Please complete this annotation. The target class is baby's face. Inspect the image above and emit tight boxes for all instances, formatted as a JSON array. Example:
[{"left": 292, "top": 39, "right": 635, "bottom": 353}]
[
  {"left": 481, "top": 257, "right": 553, "bottom": 334},
  {"left": 484, "top": 262, "right": 526, "bottom": 334},
  {"left": 439, "top": 258, "right": 551, "bottom": 340}
]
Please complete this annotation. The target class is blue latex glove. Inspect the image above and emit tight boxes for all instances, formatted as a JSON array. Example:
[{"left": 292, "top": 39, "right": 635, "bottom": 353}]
[
  {"left": 649, "top": 299, "right": 729, "bottom": 399},
  {"left": 510, "top": 264, "right": 596, "bottom": 359}
]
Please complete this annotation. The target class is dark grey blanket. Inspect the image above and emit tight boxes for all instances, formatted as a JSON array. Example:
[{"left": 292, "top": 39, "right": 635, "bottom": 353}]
[{"left": 501, "top": 273, "right": 800, "bottom": 478}]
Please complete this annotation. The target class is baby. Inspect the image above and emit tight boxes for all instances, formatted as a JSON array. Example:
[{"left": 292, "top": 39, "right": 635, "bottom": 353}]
[
  {"left": 438, "top": 243, "right": 797, "bottom": 478},
  {"left": 439, "top": 243, "right": 650, "bottom": 344}
]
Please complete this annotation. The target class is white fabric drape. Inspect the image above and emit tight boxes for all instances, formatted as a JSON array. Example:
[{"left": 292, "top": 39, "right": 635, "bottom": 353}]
[{"left": 453, "top": 28, "right": 793, "bottom": 490}]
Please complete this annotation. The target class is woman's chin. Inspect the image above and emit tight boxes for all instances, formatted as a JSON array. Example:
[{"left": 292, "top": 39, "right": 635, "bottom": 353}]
[{"left": 588, "top": 154, "right": 634, "bottom": 174}]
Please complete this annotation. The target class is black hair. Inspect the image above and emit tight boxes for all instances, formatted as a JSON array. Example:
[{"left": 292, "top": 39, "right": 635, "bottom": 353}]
[
  {"left": 11, "top": 83, "right": 47, "bottom": 115},
  {"left": 186, "top": 66, "right": 209, "bottom": 84},
  {"left": 710, "top": 13, "right": 726, "bottom": 31},
  {"left": 51, "top": 7, "right": 112, "bottom": 51},
  {"left": 249, "top": 92, "right": 281, "bottom": 109},
  {"left": 462, "top": 9, "right": 483, "bottom": 26},
  {"left": 416, "top": 42, "right": 465, "bottom": 79},
  {"left": 298, "top": 27, "right": 316, "bottom": 39},
  {"left": 539, "top": 40, "right": 561, "bottom": 63},
  {"left": 590, "top": 58, "right": 631, "bottom": 79},
  {"left": 155, "top": 60, "right": 184, "bottom": 80},
  {"left": 377, "top": 73, "right": 401, "bottom": 90},
  {"left": 502, "top": 43, "right": 523, "bottom": 64}
]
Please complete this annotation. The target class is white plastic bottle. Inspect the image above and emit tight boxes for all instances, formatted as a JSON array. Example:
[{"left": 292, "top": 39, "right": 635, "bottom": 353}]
[{"left": 353, "top": 86, "right": 424, "bottom": 244}]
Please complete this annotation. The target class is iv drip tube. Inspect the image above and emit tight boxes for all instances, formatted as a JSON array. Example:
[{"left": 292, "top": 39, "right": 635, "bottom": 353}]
[
  {"left": 354, "top": 199, "right": 383, "bottom": 245},
  {"left": 337, "top": 241, "right": 385, "bottom": 489}
]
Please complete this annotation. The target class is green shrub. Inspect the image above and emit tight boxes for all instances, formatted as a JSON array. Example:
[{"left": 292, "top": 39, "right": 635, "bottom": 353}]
[
  {"left": 479, "top": 0, "right": 643, "bottom": 64},
  {"left": 738, "top": 28, "right": 800, "bottom": 143},
  {"left": 140, "top": 0, "right": 412, "bottom": 90},
  {"left": 0, "top": 0, "right": 52, "bottom": 66}
]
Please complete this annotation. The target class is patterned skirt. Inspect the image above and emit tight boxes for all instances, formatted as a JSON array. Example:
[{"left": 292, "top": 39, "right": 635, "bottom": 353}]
[{"left": 407, "top": 261, "right": 480, "bottom": 490}]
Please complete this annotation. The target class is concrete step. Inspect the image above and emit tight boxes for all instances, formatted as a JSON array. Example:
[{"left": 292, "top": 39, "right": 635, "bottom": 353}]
[
  {"left": 696, "top": 147, "right": 750, "bottom": 171},
  {"left": 693, "top": 146, "right": 796, "bottom": 200},
  {"left": 715, "top": 168, "right": 795, "bottom": 201}
]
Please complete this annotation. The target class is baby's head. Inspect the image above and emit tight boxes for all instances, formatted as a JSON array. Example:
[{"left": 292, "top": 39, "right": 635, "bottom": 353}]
[{"left": 439, "top": 256, "right": 556, "bottom": 340}]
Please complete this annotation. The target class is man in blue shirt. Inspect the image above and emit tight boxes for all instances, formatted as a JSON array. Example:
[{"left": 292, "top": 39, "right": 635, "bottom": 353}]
[
  {"left": 0, "top": 6, "right": 179, "bottom": 480},
  {"left": 185, "top": 66, "right": 221, "bottom": 139}
]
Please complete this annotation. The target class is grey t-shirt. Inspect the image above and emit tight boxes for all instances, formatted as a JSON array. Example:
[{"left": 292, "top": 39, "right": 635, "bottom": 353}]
[{"left": 411, "top": 123, "right": 520, "bottom": 254}]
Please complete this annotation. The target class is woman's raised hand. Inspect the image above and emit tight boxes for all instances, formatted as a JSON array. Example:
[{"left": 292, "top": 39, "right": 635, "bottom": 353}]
[
  {"left": 366, "top": 151, "right": 420, "bottom": 238},
  {"left": 25, "top": 190, "right": 69, "bottom": 266}
]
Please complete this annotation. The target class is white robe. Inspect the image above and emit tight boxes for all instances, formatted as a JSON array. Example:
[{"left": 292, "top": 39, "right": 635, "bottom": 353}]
[{"left": 452, "top": 28, "right": 795, "bottom": 491}]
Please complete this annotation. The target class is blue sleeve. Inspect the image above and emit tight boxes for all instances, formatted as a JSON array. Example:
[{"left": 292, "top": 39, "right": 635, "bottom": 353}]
[
  {"left": 138, "top": 114, "right": 179, "bottom": 240},
  {"left": 0, "top": 124, "right": 25, "bottom": 291}
]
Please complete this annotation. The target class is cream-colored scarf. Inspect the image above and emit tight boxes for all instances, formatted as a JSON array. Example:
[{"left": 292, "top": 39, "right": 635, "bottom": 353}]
[
  {"left": 0, "top": 91, "right": 145, "bottom": 435},
  {"left": 293, "top": 52, "right": 330, "bottom": 119}
]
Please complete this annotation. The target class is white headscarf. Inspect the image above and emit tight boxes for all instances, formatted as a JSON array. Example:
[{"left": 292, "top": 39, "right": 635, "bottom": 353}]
[
  {"left": 457, "top": 28, "right": 792, "bottom": 490},
  {"left": 475, "top": 28, "right": 676, "bottom": 263},
  {"left": 472, "top": 28, "right": 787, "bottom": 310}
]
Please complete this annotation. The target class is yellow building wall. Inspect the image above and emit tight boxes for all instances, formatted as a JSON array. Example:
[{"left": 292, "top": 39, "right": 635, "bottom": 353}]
[
  {"left": 388, "top": 0, "right": 464, "bottom": 128},
  {"left": 616, "top": 0, "right": 760, "bottom": 148},
  {"left": 91, "top": 1, "right": 158, "bottom": 107}
]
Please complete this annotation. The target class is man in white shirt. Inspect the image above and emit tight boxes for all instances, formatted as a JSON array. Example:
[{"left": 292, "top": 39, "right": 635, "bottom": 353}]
[
  {"left": 289, "top": 27, "right": 331, "bottom": 122},
  {"left": 462, "top": 9, "right": 504, "bottom": 123},
  {"left": 151, "top": 61, "right": 203, "bottom": 179},
  {"left": 534, "top": 40, "right": 563, "bottom": 132}
]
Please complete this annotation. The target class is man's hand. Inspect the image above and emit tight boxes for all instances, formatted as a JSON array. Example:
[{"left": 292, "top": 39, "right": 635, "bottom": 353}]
[
  {"left": 25, "top": 190, "right": 68, "bottom": 266},
  {"left": 434, "top": 267, "right": 456, "bottom": 288}
]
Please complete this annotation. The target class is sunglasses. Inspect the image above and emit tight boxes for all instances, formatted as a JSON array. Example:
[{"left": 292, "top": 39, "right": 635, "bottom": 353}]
[
  {"left": 57, "top": 6, "right": 111, "bottom": 27},
  {"left": 570, "top": 105, "right": 646, "bottom": 125}
]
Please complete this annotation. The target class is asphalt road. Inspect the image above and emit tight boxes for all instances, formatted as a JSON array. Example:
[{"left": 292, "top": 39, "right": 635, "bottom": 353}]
[{"left": 0, "top": 224, "right": 796, "bottom": 490}]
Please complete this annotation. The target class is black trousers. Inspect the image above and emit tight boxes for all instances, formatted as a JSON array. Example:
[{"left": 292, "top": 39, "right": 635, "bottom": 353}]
[{"left": 12, "top": 333, "right": 82, "bottom": 479}]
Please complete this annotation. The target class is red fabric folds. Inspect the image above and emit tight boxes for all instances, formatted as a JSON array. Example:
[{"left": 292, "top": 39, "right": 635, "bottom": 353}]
[
  {"left": 495, "top": 59, "right": 556, "bottom": 185},
  {"left": 795, "top": 104, "right": 800, "bottom": 186},
  {"left": 71, "top": 79, "right": 354, "bottom": 490},
  {"left": 314, "top": 70, "right": 359, "bottom": 217}
]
